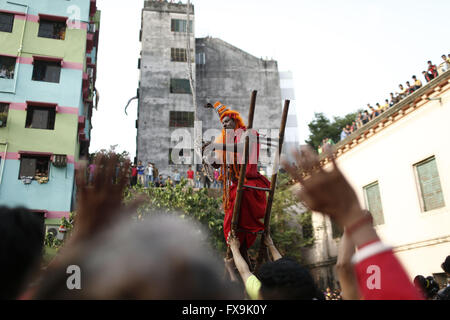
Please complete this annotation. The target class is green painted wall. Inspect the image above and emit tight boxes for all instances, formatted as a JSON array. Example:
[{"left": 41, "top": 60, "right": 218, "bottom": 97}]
[
  {"left": 0, "top": 19, "right": 86, "bottom": 64},
  {"left": 1, "top": 109, "right": 78, "bottom": 155}
]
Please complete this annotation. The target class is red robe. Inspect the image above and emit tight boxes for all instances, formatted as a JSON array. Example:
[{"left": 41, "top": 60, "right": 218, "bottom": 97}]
[{"left": 223, "top": 129, "right": 270, "bottom": 248}]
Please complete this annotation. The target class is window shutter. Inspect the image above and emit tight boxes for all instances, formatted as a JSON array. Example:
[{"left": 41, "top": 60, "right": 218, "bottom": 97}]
[
  {"left": 38, "top": 21, "right": 54, "bottom": 38},
  {"left": 20, "top": 158, "right": 37, "bottom": 178},
  {"left": 45, "top": 64, "right": 61, "bottom": 83},
  {"left": 364, "top": 182, "right": 385, "bottom": 225},
  {"left": 170, "top": 79, "right": 191, "bottom": 94},
  {"left": 416, "top": 157, "right": 445, "bottom": 211},
  {"left": 31, "top": 109, "right": 49, "bottom": 129},
  {"left": 0, "top": 13, "right": 14, "bottom": 32}
]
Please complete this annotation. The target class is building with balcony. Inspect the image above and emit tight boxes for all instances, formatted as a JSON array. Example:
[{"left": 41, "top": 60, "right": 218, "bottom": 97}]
[{"left": 0, "top": 0, "right": 100, "bottom": 230}]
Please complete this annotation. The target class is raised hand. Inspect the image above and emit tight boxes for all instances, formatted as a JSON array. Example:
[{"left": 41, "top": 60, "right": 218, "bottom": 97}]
[
  {"left": 71, "top": 153, "right": 143, "bottom": 244},
  {"left": 282, "top": 145, "right": 364, "bottom": 229}
]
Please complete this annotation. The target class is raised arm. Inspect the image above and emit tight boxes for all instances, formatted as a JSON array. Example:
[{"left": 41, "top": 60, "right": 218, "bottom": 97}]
[
  {"left": 336, "top": 230, "right": 361, "bottom": 300},
  {"left": 264, "top": 234, "right": 282, "bottom": 261},
  {"left": 283, "top": 145, "right": 423, "bottom": 300},
  {"left": 227, "top": 232, "right": 253, "bottom": 284}
]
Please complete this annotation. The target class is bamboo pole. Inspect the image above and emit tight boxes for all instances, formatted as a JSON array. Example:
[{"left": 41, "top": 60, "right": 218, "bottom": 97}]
[
  {"left": 226, "top": 91, "right": 257, "bottom": 259},
  {"left": 255, "top": 100, "right": 290, "bottom": 271}
]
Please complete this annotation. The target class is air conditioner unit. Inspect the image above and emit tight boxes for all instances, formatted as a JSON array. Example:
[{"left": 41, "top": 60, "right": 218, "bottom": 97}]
[
  {"left": 46, "top": 225, "right": 58, "bottom": 238},
  {"left": 53, "top": 154, "right": 67, "bottom": 168}
]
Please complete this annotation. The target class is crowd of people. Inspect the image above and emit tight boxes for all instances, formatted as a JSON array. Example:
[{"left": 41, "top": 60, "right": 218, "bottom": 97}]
[
  {"left": 1, "top": 146, "right": 450, "bottom": 300},
  {"left": 127, "top": 161, "right": 222, "bottom": 189},
  {"left": 339, "top": 54, "right": 450, "bottom": 142},
  {"left": 413, "top": 256, "right": 450, "bottom": 300}
]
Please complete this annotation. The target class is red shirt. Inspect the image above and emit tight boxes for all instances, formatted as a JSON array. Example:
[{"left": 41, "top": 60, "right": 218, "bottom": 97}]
[
  {"left": 131, "top": 167, "right": 137, "bottom": 177},
  {"left": 187, "top": 170, "right": 194, "bottom": 179},
  {"left": 352, "top": 240, "right": 424, "bottom": 300}
]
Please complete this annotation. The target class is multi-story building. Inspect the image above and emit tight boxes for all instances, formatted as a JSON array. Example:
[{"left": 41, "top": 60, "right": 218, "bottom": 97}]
[
  {"left": 0, "top": 0, "right": 100, "bottom": 230},
  {"left": 138, "top": 0, "right": 284, "bottom": 176},
  {"left": 138, "top": 0, "right": 196, "bottom": 174},
  {"left": 302, "top": 69, "right": 450, "bottom": 290}
]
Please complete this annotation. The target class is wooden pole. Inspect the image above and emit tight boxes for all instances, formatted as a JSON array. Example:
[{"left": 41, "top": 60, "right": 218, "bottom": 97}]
[
  {"left": 255, "top": 100, "right": 290, "bottom": 271},
  {"left": 226, "top": 91, "right": 257, "bottom": 259}
]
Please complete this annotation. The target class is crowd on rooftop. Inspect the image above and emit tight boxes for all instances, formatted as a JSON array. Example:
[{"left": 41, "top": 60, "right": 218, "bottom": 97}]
[{"left": 337, "top": 53, "right": 450, "bottom": 143}]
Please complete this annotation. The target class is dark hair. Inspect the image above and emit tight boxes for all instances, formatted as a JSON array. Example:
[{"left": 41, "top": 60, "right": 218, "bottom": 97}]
[
  {"left": 442, "top": 255, "right": 450, "bottom": 274},
  {"left": 0, "top": 207, "right": 45, "bottom": 299},
  {"left": 414, "top": 275, "right": 439, "bottom": 299},
  {"left": 255, "top": 257, "right": 323, "bottom": 300},
  {"left": 33, "top": 214, "right": 237, "bottom": 300},
  {"left": 412, "top": 75, "right": 416, "bottom": 79}
]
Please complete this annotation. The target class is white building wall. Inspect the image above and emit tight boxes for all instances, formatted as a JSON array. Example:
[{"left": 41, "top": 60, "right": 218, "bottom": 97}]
[{"left": 317, "top": 83, "right": 450, "bottom": 280}]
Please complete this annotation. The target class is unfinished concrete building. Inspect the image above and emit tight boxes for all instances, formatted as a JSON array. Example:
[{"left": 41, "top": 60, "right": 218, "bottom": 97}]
[{"left": 138, "top": 0, "right": 284, "bottom": 176}]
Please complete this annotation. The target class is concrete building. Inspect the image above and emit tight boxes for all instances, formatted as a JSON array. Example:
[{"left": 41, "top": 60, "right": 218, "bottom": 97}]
[
  {"left": 0, "top": 0, "right": 100, "bottom": 230},
  {"left": 137, "top": 0, "right": 283, "bottom": 177},
  {"left": 138, "top": 0, "right": 196, "bottom": 175},
  {"left": 302, "top": 69, "right": 450, "bottom": 290}
]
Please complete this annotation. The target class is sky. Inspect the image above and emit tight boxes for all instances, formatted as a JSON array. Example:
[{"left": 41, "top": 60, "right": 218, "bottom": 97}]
[{"left": 91, "top": 0, "right": 450, "bottom": 159}]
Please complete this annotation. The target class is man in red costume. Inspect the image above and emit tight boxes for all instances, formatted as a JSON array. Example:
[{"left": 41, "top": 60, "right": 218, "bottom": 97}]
[{"left": 204, "top": 102, "right": 270, "bottom": 264}]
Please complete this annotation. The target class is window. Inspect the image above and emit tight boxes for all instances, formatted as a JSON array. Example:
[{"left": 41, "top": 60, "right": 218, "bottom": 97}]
[
  {"left": 38, "top": 19, "right": 66, "bottom": 40},
  {"left": 363, "top": 182, "right": 385, "bottom": 225},
  {"left": 19, "top": 155, "right": 50, "bottom": 180},
  {"left": 0, "top": 55, "right": 16, "bottom": 79},
  {"left": 169, "top": 111, "right": 194, "bottom": 127},
  {"left": 171, "top": 48, "right": 194, "bottom": 63},
  {"left": 301, "top": 211, "right": 314, "bottom": 241},
  {"left": 170, "top": 78, "right": 191, "bottom": 94},
  {"left": 196, "top": 52, "right": 206, "bottom": 65},
  {"left": 0, "top": 12, "right": 14, "bottom": 33},
  {"left": 415, "top": 156, "right": 445, "bottom": 212},
  {"left": 171, "top": 19, "right": 193, "bottom": 33},
  {"left": 331, "top": 220, "right": 343, "bottom": 239},
  {"left": 32, "top": 60, "right": 61, "bottom": 83},
  {"left": 0, "top": 103, "right": 9, "bottom": 127},
  {"left": 88, "top": 23, "right": 96, "bottom": 33},
  {"left": 25, "top": 106, "right": 56, "bottom": 130},
  {"left": 171, "top": 48, "right": 187, "bottom": 62}
]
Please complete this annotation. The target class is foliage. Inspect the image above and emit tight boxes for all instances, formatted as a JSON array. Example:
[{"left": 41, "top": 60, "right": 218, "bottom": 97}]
[
  {"left": 125, "top": 173, "right": 315, "bottom": 262},
  {"left": 44, "top": 213, "right": 75, "bottom": 249},
  {"left": 306, "top": 111, "right": 360, "bottom": 150},
  {"left": 92, "top": 145, "right": 131, "bottom": 165},
  {"left": 44, "top": 169, "right": 316, "bottom": 264}
]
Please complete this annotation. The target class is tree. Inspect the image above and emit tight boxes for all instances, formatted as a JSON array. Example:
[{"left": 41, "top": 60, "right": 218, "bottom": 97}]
[
  {"left": 306, "top": 111, "right": 360, "bottom": 150},
  {"left": 92, "top": 145, "right": 131, "bottom": 165}
]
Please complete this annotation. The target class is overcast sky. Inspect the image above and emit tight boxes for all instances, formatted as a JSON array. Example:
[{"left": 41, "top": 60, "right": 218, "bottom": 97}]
[{"left": 91, "top": 0, "right": 450, "bottom": 159}]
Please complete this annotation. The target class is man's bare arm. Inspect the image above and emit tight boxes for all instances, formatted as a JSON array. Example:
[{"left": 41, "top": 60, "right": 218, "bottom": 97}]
[
  {"left": 227, "top": 233, "right": 253, "bottom": 283},
  {"left": 264, "top": 234, "right": 282, "bottom": 261},
  {"left": 336, "top": 231, "right": 361, "bottom": 300}
]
